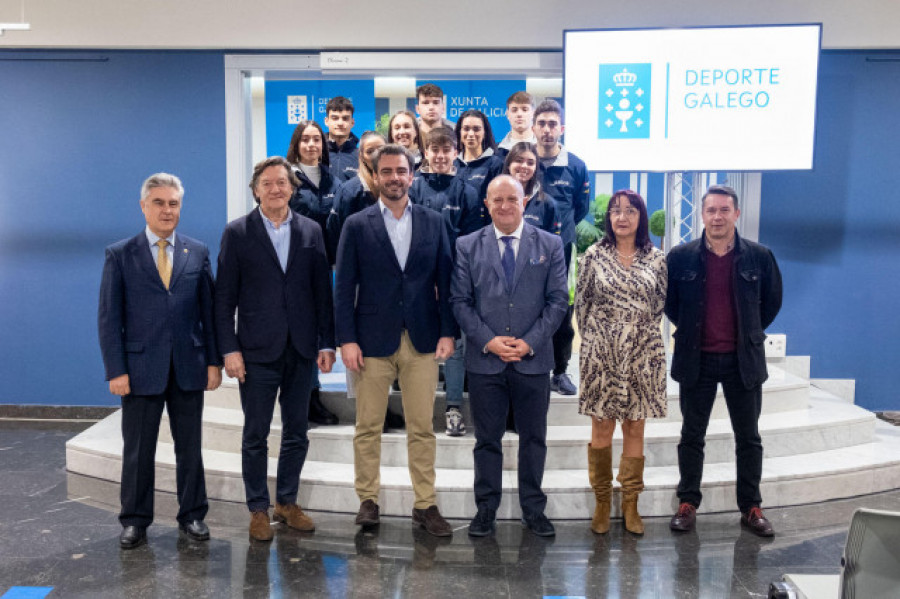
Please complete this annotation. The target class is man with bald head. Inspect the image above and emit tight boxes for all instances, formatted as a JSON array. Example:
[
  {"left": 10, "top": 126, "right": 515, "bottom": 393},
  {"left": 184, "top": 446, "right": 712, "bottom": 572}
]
[{"left": 450, "top": 175, "right": 568, "bottom": 537}]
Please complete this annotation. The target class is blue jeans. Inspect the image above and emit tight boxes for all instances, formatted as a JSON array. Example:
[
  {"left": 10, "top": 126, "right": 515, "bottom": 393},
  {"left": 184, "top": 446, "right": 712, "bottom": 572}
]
[{"left": 444, "top": 336, "right": 466, "bottom": 408}]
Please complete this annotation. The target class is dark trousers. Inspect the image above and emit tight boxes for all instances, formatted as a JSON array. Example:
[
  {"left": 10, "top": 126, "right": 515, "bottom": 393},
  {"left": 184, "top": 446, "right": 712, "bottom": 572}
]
[
  {"left": 676, "top": 352, "right": 764, "bottom": 511},
  {"left": 552, "top": 242, "right": 574, "bottom": 375},
  {"left": 120, "top": 366, "right": 208, "bottom": 528},
  {"left": 240, "top": 343, "right": 314, "bottom": 512},
  {"left": 469, "top": 366, "right": 550, "bottom": 517}
]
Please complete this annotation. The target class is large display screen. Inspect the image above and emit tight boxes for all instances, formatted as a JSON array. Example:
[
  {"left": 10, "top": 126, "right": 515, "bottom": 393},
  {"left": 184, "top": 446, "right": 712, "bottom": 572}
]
[{"left": 563, "top": 24, "right": 822, "bottom": 172}]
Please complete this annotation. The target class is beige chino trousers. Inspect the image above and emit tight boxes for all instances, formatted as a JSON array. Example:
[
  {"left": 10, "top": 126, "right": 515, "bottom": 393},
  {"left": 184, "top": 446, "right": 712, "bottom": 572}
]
[{"left": 353, "top": 330, "right": 439, "bottom": 509}]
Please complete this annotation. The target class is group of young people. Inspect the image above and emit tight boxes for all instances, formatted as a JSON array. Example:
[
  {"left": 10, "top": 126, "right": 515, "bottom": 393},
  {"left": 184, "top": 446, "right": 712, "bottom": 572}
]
[{"left": 98, "top": 82, "right": 783, "bottom": 550}]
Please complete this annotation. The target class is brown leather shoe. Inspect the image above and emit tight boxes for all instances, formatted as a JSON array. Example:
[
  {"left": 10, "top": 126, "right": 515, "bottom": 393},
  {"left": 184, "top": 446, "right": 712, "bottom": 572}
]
[
  {"left": 274, "top": 503, "right": 315, "bottom": 532},
  {"left": 355, "top": 499, "right": 380, "bottom": 527},
  {"left": 249, "top": 510, "right": 274, "bottom": 541},
  {"left": 741, "top": 506, "right": 774, "bottom": 537},
  {"left": 412, "top": 505, "right": 453, "bottom": 537},
  {"left": 670, "top": 502, "right": 697, "bottom": 532}
]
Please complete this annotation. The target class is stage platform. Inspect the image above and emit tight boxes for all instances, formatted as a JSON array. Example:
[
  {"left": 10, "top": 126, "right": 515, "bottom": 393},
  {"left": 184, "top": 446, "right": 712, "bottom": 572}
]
[{"left": 65, "top": 355, "right": 900, "bottom": 520}]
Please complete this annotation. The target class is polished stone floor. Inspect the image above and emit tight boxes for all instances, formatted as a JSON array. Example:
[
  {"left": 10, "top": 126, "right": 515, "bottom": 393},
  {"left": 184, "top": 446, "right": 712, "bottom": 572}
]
[{"left": 2, "top": 420, "right": 899, "bottom": 598}]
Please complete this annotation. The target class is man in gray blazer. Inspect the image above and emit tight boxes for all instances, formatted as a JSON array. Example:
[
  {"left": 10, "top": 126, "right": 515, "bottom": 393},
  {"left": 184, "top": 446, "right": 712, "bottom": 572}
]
[{"left": 450, "top": 175, "right": 568, "bottom": 537}]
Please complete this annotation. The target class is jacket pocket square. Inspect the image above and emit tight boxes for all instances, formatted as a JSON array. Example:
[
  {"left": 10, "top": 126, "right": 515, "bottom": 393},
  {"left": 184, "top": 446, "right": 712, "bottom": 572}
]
[{"left": 529, "top": 256, "right": 548, "bottom": 265}]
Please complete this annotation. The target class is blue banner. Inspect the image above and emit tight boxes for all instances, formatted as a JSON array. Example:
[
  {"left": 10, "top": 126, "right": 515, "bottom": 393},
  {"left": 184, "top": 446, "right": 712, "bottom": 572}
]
[
  {"left": 265, "top": 80, "right": 376, "bottom": 158},
  {"left": 418, "top": 80, "right": 526, "bottom": 142}
]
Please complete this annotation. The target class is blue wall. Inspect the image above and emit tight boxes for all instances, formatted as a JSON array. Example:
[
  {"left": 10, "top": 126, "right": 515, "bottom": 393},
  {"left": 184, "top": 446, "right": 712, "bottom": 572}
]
[
  {"left": 0, "top": 50, "right": 227, "bottom": 407},
  {"left": 760, "top": 51, "right": 900, "bottom": 410},
  {"left": 0, "top": 49, "right": 896, "bottom": 410}
]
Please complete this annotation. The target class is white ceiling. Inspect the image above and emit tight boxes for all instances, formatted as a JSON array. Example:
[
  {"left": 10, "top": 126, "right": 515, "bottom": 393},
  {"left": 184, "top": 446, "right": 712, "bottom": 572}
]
[{"left": 0, "top": 0, "right": 898, "bottom": 50}]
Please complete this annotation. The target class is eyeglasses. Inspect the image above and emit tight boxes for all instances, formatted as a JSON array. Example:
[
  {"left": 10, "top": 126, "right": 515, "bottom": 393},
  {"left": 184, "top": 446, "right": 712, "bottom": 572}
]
[{"left": 609, "top": 208, "right": 639, "bottom": 218}]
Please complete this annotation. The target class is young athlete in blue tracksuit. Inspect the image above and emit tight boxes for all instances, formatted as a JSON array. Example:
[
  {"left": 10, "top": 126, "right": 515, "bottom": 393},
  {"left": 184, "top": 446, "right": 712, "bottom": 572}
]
[
  {"left": 409, "top": 127, "right": 484, "bottom": 437},
  {"left": 454, "top": 109, "right": 505, "bottom": 207},
  {"left": 502, "top": 141, "right": 562, "bottom": 238},
  {"left": 284, "top": 119, "right": 341, "bottom": 425},
  {"left": 323, "top": 96, "right": 360, "bottom": 183},
  {"left": 410, "top": 128, "right": 484, "bottom": 251},
  {"left": 532, "top": 100, "right": 591, "bottom": 396}
]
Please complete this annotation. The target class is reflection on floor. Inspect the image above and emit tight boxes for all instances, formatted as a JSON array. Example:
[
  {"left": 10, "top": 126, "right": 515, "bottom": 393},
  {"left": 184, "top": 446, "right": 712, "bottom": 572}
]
[{"left": 2, "top": 420, "right": 898, "bottom": 598}]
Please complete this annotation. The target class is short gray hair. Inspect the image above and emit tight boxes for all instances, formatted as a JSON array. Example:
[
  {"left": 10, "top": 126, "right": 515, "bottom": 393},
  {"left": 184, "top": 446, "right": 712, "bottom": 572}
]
[{"left": 141, "top": 173, "right": 184, "bottom": 201}]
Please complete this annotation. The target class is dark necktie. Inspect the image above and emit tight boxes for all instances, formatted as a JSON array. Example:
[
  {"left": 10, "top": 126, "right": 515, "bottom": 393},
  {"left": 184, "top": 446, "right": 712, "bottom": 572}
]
[{"left": 501, "top": 236, "right": 515, "bottom": 290}]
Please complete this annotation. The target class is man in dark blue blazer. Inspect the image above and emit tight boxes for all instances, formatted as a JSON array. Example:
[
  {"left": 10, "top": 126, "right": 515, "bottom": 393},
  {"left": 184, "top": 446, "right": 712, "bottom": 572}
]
[
  {"left": 98, "top": 173, "right": 221, "bottom": 549},
  {"left": 451, "top": 174, "right": 568, "bottom": 538},
  {"left": 215, "top": 157, "right": 336, "bottom": 542},
  {"left": 334, "top": 144, "right": 456, "bottom": 536}
]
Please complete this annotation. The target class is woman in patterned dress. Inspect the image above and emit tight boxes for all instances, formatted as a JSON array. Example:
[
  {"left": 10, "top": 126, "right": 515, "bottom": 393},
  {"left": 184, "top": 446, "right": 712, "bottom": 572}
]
[{"left": 575, "top": 189, "right": 667, "bottom": 536}]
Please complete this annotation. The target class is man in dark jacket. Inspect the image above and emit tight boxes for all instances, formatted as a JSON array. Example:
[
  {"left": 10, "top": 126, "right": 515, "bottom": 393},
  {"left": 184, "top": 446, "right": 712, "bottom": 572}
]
[
  {"left": 451, "top": 175, "right": 568, "bottom": 538},
  {"left": 98, "top": 173, "right": 221, "bottom": 549},
  {"left": 666, "top": 185, "right": 782, "bottom": 537},
  {"left": 216, "top": 157, "right": 335, "bottom": 542},
  {"left": 334, "top": 144, "right": 457, "bottom": 537}
]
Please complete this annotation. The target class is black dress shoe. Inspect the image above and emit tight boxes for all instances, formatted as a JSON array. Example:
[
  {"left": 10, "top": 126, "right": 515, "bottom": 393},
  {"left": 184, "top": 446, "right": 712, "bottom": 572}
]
[
  {"left": 521, "top": 512, "right": 555, "bottom": 537},
  {"left": 119, "top": 525, "right": 147, "bottom": 549},
  {"left": 468, "top": 508, "right": 496, "bottom": 537},
  {"left": 179, "top": 519, "right": 210, "bottom": 541},
  {"left": 355, "top": 499, "right": 380, "bottom": 527},
  {"left": 309, "top": 387, "right": 339, "bottom": 425}
]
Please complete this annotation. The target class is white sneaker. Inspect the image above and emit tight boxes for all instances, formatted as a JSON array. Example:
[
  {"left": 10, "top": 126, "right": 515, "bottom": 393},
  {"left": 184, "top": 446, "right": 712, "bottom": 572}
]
[{"left": 445, "top": 407, "right": 466, "bottom": 437}]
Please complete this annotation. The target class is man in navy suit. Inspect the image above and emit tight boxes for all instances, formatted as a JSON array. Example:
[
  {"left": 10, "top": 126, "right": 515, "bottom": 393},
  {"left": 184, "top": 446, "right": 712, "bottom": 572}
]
[
  {"left": 215, "top": 156, "right": 335, "bottom": 542},
  {"left": 98, "top": 173, "right": 222, "bottom": 549},
  {"left": 334, "top": 144, "right": 456, "bottom": 537},
  {"left": 451, "top": 175, "right": 568, "bottom": 537}
]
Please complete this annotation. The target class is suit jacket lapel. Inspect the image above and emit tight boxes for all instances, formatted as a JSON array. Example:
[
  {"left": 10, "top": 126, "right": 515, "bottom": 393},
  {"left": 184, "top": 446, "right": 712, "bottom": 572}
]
[
  {"left": 248, "top": 208, "right": 283, "bottom": 272},
  {"left": 511, "top": 224, "right": 535, "bottom": 293},
  {"left": 169, "top": 235, "right": 189, "bottom": 288},
  {"left": 367, "top": 206, "right": 402, "bottom": 273},
  {"left": 131, "top": 232, "right": 166, "bottom": 289}
]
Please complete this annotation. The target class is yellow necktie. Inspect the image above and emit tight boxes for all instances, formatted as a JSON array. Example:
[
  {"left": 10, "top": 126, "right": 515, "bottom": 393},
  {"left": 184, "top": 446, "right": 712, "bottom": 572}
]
[{"left": 156, "top": 239, "right": 171, "bottom": 289}]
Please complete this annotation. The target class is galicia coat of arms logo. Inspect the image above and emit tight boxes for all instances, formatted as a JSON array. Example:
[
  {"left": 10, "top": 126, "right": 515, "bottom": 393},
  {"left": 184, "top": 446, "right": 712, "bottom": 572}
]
[
  {"left": 598, "top": 64, "right": 651, "bottom": 139},
  {"left": 287, "top": 95, "right": 309, "bottom": 125}
]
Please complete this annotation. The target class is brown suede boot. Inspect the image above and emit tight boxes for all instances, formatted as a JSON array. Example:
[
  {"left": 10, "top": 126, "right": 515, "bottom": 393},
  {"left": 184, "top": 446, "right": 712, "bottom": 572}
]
[
  {"left": 587, "top": 444, "right": 613, "bottom": 534},
  {"left": 617, "top": 456, "right": 645, "bottom": 535}
]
